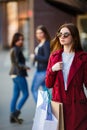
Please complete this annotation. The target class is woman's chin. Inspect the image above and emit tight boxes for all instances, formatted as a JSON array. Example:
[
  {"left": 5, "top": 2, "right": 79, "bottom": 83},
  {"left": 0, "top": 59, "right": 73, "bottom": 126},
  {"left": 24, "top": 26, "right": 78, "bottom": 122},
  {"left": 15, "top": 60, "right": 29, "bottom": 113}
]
[{"left": 61, "top": 43, "right": 67, "bottom": 46}]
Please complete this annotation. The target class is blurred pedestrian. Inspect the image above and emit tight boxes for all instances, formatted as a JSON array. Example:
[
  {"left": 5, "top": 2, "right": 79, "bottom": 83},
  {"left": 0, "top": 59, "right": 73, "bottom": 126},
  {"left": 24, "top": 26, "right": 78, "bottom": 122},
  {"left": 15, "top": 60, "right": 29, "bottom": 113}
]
[
  {"left": 9, "top": 33, "right": 30, "bottom": 124},
  {"left": 30, "top": 25, "right": 50, "bottom": 103},
  {"left": 46, "top": 23, "right": 87, "bottom": 130}
]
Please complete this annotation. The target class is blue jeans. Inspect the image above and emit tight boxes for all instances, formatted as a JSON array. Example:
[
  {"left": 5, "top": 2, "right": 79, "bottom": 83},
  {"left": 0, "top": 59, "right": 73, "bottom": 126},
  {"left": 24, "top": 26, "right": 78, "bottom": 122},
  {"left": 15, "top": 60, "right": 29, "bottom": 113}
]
[
  {"left": 31, "top": 70, "right": 48, "bottom": 103},
  {"left": 10, "top": 76, "right": 29, "bottom": 113}
]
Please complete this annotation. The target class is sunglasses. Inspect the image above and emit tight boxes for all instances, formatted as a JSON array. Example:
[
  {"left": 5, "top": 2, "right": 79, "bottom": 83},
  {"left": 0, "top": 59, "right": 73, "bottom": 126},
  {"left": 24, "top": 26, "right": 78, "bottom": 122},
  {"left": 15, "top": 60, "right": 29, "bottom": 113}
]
[{"left": 57, "top": 32, "right": 71, "bottom": 38}]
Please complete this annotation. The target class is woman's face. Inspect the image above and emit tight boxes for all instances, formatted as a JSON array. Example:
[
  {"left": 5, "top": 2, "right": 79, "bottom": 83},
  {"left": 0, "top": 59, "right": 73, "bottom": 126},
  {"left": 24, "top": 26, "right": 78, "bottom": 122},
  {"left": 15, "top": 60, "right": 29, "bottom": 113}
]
[
  {"left": 16, "top": 36, "right": 24, "bottom": 47},
  {"left": 59, "top": 27, "right": 73, "bottom": 46},
  {"left": 36, "top": 29, "right": 45, "bottom": 42}
]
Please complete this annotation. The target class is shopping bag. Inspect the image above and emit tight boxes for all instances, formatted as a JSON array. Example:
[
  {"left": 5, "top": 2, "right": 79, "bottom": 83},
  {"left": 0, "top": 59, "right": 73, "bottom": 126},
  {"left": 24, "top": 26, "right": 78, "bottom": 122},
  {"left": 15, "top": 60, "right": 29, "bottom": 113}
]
[
  {"left": 43, "top": 102, "right": 58, "bottom": 130},
  {"left": 36, "top": 90, "right": 49, "bottom": 109},
  {"left": 51, "top": 101, "right": 64, "bottom": 130},
  {"left": 32, "top": 90, "right": 49, "bottom": 130},
  {"left": 43, "top": 115, "right": 58, "bottom": 130},
  {"left": 32, "top": 90, "right": 58, "bottom": 130}
]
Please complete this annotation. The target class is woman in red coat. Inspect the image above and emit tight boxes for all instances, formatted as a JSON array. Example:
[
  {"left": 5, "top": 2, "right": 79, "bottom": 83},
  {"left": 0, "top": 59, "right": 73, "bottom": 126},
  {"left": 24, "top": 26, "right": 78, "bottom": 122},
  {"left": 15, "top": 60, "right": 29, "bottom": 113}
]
[{"left": 45, "top": 23, "right": 87, "bottom": 130}]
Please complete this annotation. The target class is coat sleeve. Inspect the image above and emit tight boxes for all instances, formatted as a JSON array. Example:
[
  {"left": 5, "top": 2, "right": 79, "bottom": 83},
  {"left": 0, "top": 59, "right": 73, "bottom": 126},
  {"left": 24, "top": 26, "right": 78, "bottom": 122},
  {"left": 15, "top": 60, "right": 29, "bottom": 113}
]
[
  {"left": 45, "top": 55, "right": 57, "bottom": 88},
  {"left": 84, "top": 61, "right": 87, "bottom": 88},
  {"left": 34, "top": 42, "right": 50, "bottom": 63}
]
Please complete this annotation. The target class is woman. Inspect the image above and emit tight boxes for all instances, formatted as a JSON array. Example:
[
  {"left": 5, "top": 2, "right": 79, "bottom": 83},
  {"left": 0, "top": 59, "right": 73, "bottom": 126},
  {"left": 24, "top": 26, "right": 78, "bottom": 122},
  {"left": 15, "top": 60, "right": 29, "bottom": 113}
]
[
  {"left": 45, "top": 23, "right": 87, "bottom": 130},
  {"left": 9, "top": 33, "right": 29, "bottom": 124},
  {"left": 30, "top": 25, "right": 50, "bottom": 103}
]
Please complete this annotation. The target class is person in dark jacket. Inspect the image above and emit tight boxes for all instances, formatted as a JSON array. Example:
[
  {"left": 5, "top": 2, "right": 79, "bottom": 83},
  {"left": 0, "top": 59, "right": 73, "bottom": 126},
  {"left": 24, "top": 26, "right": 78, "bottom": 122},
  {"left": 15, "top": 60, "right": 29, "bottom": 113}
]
[
  {"left": 30, "top": 25, "right": 50, "bottom": 103},
  {"left": 9, "top": 33, "right": 30, "bottom": 124}
]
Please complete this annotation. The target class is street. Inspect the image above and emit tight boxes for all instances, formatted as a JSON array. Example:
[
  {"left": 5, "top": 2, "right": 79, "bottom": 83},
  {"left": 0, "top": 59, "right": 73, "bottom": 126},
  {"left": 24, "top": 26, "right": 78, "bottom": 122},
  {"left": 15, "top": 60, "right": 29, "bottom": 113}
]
[{"left": 0, "top": 50, "right": 36, "bottom": 130}]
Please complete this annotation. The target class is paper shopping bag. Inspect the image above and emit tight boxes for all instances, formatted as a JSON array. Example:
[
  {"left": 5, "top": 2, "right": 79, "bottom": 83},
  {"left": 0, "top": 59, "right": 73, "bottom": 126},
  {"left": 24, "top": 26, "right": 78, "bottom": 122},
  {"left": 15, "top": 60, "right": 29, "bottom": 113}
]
[{"left": 51, "top": 101, "right": 64, "bottom": 130}]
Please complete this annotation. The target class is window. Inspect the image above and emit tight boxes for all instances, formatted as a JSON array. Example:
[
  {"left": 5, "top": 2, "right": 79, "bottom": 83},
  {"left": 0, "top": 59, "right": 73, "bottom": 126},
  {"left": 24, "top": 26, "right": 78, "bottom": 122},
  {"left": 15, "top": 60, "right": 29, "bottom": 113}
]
[{"left": 77, "top": 15, "right": 87, "bottom": 51}]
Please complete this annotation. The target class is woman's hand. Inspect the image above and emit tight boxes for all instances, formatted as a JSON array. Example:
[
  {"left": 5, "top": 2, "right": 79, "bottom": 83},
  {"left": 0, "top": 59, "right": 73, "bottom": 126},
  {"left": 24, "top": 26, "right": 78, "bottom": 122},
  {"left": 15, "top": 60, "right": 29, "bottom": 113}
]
[
  {"left": 26, "top": 67, "right": 31, "bottom": 70},
  {"left": 30, "top": 54, "right": 35, "bottom": 61},
  {"left": 52, "top": 62, "right": 63, "bottom": 72},
  {"left": 24, "top": 66, "right": 30, "bottom": 70}
]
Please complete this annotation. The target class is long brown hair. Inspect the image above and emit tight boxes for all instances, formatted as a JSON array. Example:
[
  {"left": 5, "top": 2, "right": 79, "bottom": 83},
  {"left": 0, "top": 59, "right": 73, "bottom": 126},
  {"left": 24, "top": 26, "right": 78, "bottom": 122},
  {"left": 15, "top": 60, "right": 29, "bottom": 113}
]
[
  {"left": 10, "top": 32, "right": 24, "bottom": 48},
  {"left": 51, "top": 23, "right": 83, "bottom": 53},
  {"left": 36, "top": 25, "right": 51, "bottom": 42}
]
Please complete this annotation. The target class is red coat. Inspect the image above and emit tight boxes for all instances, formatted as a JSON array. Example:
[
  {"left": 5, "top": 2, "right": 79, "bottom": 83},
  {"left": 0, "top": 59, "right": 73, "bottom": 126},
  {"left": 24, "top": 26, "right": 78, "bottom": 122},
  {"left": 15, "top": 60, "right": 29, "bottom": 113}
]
[{"left": 45, "top": 50, "right": 87, "bottom": 130}]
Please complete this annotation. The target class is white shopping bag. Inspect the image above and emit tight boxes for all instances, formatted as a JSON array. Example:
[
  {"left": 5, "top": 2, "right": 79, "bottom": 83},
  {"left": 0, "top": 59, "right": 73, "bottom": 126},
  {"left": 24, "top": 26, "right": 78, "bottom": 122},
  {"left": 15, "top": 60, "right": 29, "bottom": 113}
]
[
  {"left": 32, "top": 108, "right": 47, "bottom": 130},
  {"left": 32, "top": 90, "right": 58, "bottom": 130},
  {"left": 36, "top": 90, "right": 49, "bottom": 108},
  {"left": 43, "top": 115, "right": 58, "bottom": 130},
  {"left": 32, "top": 90, "right": 49, "bottom": 130}
]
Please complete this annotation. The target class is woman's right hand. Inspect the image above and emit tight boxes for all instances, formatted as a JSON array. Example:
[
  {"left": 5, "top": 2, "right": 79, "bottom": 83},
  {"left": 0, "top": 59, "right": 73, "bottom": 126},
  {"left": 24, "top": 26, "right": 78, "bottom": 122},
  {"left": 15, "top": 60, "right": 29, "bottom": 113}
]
[
  {"left": 52, "top": 62, "right": 63, "bottom": 72},
  {"left": 30, "top": 54, "right": 35, "bottom": 61},
  {"left": 27, "top": 67, "right": 31, "bottom": 70}
]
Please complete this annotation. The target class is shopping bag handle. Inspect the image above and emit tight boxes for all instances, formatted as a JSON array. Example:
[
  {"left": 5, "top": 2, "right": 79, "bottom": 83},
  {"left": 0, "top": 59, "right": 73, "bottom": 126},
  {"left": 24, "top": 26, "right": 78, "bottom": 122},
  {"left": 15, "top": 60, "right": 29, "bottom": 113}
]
[
  {"left": 47, "top": 90, "right": 52, "bottom": 103},
  {"left": 46, "top": 102, "right": 53, "bottom": 120}
]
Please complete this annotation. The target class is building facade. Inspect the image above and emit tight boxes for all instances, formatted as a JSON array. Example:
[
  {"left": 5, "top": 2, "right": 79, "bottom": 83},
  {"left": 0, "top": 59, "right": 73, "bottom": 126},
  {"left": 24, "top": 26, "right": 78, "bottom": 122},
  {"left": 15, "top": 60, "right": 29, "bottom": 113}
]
[
  {"left": 0, "top": 0, "right": 33, "bottom": 53},
  {"left": 0, "top": 0, "right": 87, "bottom": 52}
]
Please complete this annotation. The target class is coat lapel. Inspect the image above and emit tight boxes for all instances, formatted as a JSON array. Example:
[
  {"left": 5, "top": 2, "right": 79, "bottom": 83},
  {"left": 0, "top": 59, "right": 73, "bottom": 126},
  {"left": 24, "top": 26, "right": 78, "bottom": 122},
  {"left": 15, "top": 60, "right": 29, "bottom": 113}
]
[
  {"left": 57, "top": 50, "right": 65, "bottom": 88},
  {"left": 67, "top": 52, "right": 83, "bottom": 89}
]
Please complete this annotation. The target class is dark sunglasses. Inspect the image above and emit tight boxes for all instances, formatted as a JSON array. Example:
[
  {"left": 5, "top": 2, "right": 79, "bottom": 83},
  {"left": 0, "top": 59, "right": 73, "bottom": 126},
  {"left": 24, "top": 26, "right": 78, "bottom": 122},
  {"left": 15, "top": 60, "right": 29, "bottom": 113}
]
[{"left": 57, "top": 32, "right": 71, "bottom": 38}]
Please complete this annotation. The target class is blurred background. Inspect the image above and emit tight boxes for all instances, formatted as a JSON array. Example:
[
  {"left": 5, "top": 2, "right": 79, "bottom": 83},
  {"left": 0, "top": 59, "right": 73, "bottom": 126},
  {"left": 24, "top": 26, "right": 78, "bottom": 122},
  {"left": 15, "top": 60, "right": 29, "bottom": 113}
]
[
  {"left": 0, "top": 0, "right": 87, "bottom": 130},
  {"left": 0, "top": 0, "right": 87, "bottom": 52}
]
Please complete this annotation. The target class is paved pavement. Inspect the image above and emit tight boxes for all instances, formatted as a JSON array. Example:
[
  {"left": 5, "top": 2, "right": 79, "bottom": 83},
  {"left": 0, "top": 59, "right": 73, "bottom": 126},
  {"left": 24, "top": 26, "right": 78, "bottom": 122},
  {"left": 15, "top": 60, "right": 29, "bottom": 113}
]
[{"left": 0, "top": 50, "right": 36, "bottom": 130}]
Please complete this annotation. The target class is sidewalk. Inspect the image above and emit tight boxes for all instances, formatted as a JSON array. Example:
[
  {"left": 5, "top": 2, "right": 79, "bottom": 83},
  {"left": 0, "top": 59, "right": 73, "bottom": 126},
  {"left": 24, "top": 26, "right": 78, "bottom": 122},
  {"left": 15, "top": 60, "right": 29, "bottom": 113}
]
[{"left": 0, "top": 50, "right": 36, "bottom": 130}]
